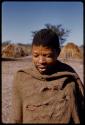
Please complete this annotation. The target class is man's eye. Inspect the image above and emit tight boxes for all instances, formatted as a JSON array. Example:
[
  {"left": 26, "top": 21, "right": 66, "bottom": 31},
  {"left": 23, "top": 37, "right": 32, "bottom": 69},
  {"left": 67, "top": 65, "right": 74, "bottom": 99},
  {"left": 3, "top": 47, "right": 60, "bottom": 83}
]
[
  {"left": 46, "top": 55, "right": 52, "bottom": 58},
  {"left": 42, "top": 54, "right": 52, "bottom": 57},
  {"left": 33, "top": 54, "right": 39, "bottom": 57}
]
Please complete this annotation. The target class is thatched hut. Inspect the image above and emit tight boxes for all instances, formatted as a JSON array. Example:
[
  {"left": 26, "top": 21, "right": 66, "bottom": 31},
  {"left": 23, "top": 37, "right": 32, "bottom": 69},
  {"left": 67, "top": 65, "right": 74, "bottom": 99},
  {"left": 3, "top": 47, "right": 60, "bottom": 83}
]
[
  {"left": 59, "top": 42, "right": 82, "bottom": 59},
  {"left": 2, "top": 44, "right": 26, "bottom": 58}
]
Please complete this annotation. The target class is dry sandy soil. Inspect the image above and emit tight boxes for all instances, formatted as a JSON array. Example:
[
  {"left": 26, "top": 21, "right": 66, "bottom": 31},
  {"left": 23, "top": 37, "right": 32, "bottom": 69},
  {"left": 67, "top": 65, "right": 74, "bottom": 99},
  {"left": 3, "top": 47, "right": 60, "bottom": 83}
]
[{"left": 2, "top": 56, "right": 84, "bottom": 123}]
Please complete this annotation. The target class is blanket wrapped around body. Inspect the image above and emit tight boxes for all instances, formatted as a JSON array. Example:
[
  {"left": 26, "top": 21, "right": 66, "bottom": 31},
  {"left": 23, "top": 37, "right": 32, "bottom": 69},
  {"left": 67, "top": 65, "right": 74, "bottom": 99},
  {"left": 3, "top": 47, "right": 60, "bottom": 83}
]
[{"left": 11, "top": 60, "right": 84, "bottom": 123}]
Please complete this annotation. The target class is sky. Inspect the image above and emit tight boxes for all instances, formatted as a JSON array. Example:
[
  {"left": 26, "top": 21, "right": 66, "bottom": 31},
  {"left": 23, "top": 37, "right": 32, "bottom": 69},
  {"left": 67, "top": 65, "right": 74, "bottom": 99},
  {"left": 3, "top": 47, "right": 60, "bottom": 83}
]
[{"left": 2, "top": 1, "right": 83, "bottom": 46}]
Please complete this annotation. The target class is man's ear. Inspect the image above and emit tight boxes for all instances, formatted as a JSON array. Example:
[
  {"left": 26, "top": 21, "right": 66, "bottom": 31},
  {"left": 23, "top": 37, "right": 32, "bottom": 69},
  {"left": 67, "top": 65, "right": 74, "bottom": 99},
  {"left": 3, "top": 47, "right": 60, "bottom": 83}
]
[{"left": 57, "top": 48, "right": 61, "bottom": 57}]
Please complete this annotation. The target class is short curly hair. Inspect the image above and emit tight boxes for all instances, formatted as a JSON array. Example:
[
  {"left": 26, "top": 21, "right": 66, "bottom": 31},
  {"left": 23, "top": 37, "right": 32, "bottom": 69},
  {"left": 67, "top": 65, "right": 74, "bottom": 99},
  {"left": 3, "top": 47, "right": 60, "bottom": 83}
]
[{"left": 32, "top": 28, "right": 61, "bottom": 53}]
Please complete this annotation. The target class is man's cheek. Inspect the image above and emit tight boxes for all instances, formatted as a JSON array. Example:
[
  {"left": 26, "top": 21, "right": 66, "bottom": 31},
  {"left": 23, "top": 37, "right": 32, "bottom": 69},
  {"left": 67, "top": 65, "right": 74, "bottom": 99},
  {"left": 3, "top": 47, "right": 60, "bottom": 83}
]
[
  {"left": 46, "top": 58, "right": 54, "bottom": 64},
  {"left": 32, "top": 57, "right": 37, "bottom": 63}
]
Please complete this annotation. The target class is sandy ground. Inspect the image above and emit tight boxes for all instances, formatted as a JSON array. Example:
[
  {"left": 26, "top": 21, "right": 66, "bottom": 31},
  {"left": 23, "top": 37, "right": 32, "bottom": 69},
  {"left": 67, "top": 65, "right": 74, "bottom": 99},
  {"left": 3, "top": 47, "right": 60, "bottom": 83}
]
[{"left": 2, "top": 57, "right": 84, "bottom": 123}]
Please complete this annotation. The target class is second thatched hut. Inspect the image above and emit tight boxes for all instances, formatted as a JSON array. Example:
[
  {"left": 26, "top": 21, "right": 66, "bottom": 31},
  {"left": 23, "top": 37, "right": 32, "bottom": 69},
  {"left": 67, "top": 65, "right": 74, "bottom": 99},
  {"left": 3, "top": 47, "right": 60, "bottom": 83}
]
[{"left": 59, "top": 42, "right": 82, "bottom": 59}]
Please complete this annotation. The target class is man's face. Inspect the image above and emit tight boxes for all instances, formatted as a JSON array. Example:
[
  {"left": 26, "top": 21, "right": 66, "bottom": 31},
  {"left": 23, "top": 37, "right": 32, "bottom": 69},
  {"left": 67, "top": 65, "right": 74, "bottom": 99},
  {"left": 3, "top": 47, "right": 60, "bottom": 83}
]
[{"left": 32, "top": 45, "right": 58, "bottom": 74}]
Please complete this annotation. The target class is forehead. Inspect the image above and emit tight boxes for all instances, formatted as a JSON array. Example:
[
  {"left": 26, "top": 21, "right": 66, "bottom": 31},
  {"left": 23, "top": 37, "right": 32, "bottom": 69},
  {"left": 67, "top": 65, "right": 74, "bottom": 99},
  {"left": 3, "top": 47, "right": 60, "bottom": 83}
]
[{"left": 32, "top": 45, "right": 54, "bottom": 53}]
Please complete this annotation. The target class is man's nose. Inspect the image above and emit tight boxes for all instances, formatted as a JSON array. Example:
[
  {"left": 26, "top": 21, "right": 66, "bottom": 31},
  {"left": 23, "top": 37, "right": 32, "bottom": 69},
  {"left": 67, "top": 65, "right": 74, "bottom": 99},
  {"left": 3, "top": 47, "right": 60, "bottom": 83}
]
[{"left": 38, "top": 56, "right": 46, "bottom": 64}]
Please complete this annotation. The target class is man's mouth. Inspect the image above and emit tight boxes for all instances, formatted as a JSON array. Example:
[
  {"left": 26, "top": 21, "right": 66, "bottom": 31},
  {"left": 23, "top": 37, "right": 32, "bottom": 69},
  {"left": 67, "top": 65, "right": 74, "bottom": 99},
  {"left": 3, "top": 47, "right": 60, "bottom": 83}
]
[
  {"left": 38, "top": 66, "right": 46, "bottom": 69},
  {"left": 37, "top": 65, "right": 47, "bottom": 71}
]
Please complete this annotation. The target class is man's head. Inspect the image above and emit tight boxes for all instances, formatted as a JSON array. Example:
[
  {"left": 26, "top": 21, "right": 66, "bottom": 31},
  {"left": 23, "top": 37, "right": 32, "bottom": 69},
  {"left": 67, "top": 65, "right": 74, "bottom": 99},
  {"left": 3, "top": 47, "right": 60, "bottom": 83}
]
[{"left": 32, "top": 28, "right": 61, "bottom": 74}]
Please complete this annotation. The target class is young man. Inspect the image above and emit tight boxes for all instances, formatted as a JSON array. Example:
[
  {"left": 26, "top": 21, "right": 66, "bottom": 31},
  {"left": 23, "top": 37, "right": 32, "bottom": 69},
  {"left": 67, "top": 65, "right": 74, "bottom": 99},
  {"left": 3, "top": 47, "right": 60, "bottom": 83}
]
[{"left": 11, "top": 29, "right": 84, "bottom": 123}]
